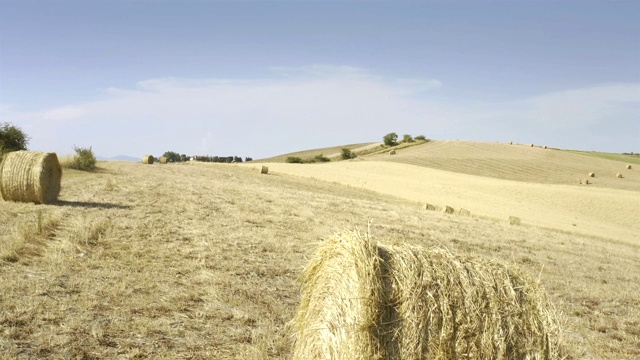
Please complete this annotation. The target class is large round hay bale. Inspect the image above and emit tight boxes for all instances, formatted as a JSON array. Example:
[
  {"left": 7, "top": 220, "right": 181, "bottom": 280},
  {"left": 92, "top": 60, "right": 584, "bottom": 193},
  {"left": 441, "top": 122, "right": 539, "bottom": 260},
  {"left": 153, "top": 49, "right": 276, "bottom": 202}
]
[
  {"left": 588, "top": 172, "right": 595, "bottom": 177},
  {"left": 159, "top": 156, "right": 168, "bottom": 164},
  {"left": 442, "top": 205, "right": 454, "bottom": 214},
  {"left": 142, "top": 155, "right": 154, "bottom": 164},
  {"left": 292, "top": 231, "right": 564, "bottom": 359},
  {"left": 616, "top": 173, "right": 623, "bottom": 178},
  {"left": 261, "top": 166, "right": 269, "bottom": 174},
  {"left": 530, "top": 143, "right": 534, "bottom": 147},
  {"left": 543, "top": 145, "right": 548, "bottom": 149},
  {"left": 627, "top": 164, "right": 632, "bottom": 169},
  {"left": 389, "top": 150, "right": 396, "bottom": 155},
  {"left": 0, "top": 151, "right": 62, "bottom": 204},
  {"left": 509, "top": 216, "right": 521, "bottom": 225}
]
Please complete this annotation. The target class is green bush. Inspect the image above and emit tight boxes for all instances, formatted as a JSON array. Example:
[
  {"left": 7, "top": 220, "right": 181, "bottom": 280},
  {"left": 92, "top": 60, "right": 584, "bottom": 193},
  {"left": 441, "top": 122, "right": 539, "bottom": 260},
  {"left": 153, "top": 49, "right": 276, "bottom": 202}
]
[
  {"left": 402, "top": 134, "right": 414, "bottom": 143},
  {"left": 312, "top": 154, "right": 330, "bottom": 163},
  {"left": 0, "top": 122, "right": 29, "bottom": 155},
  {"left": 70, "top": 146, "right": 97, "bottom": 171},
  {"left": 415, "top": 135, "right": 427, "bottom": 141},
  {"left": 286, "top": 156, "right": 303, "bottom": 164},
  {"left": 341, "top": 148, "right": 356, "bottom": 160}
]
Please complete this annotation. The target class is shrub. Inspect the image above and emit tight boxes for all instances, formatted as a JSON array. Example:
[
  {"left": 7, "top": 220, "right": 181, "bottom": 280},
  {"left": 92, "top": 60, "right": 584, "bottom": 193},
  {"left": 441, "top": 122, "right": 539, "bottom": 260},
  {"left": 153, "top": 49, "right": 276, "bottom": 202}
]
[
  {"left": 383, "top": 132, "right": 398, "bottom": 146},
  {"left": 341, "top": 148, "right": 356, "bottom": 160},
  {"left": 69, "top": 146, "right": 97, "bottom": 171},
  {"left": 0, "top": 122, "right": 29, "bottom": 155},
  {"left": 286, "top": 156, "right": 303, "bottom": 164},
  {"left": 402, "top": 134, "right": 414, "bottom": 143},
  {"left": 415, "top": 135, "right": 427, "bottom": 141},
  {"left": 312, "top": 154, "right": 330, "bottom": 163}
]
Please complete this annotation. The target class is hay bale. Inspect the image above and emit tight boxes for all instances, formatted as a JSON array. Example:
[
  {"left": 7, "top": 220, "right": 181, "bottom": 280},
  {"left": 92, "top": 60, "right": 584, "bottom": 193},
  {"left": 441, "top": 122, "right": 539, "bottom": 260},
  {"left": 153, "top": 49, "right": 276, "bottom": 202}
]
[
  {"left": 261, "top": 166, "right": 269, "bottom": 175},
  {"left": 530, "top": 144, "right": 534, "bottom": 147},
  {"left": 142, "top": 155, "right": 154, "bottom": 164},
  {"left": 508, "top": 216, "right": 521, "bottom": 225},
  {"left": 616, "top": 173, "right": 623, "bottom": 178},
  {"left": 292, "top": 231, "right": 563, "bottom": 359},
  {"left": 458, "top": 208, "right": 470, "bottom": 217},
  {"left": 0, "top": 151, "right": 62, "bottom": 204},
  {"left": 588, "top": 172, "right": 595, "bottom": 177},
  {"left": 424, "top": 203, "right": 435, "bottom": 211},
  {"left": 508, "top": 141, "right": 513, "bottom": 145},
  {"left": 627, "top": 165, "right": 632, "bottom": 169},
  {"left": 389, "top": 150, "right": 396, "bottom": 155},
  {"left": 159, "top": 156, "right": 168, "bottom": 164},
  {"left": 442, "top": 205, "right": 454, "bottom": 214},
  {"left": 543, "top": 145, "right": 548, "bottom": 149}
]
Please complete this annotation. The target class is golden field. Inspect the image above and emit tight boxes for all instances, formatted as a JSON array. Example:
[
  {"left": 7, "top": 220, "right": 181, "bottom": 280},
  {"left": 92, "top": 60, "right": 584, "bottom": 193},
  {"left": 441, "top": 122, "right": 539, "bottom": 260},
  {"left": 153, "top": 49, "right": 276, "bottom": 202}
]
[{"left": 1, "top": 140, "right": 639, "bottom": 359}]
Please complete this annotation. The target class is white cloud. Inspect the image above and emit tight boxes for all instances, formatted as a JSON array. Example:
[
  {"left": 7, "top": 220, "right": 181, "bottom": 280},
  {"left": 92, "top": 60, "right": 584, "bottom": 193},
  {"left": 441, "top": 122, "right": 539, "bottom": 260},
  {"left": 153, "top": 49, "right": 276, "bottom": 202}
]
[{"left": 3, "top": 66, "right": 638, "bottom": 158}]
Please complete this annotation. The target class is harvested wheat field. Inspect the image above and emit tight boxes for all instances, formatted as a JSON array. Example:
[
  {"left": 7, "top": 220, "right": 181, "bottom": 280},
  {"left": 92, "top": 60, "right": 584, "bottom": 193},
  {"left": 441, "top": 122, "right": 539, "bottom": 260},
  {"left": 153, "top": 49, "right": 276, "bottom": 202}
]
[{"left": 1, "top": 154, "right": 639, "bottom": 359}]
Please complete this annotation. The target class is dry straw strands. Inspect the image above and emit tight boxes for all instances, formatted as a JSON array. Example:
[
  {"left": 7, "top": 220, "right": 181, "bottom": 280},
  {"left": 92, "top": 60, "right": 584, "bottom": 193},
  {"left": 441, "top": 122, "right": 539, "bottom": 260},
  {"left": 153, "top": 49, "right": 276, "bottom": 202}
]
[
  {"left": 291, "top": 231, "right": 563, "bottom": 360},
  {"left": 0, "top": 151, "right": 62, "bottom": 204},
  {"left": 159, "top": 156, "right": 168, "bottom": 164},
  {"left": 261, "top": 166, "right": 269, "bottom": 174},
  {"left": 442, "top": 205, "right": 454, "bottom": 214},
  {"left": 509, "top": 216, "right": 522, "bottom": 225},
  {"left": 142, "top": 155, "right": 154, "bottom": 164}
]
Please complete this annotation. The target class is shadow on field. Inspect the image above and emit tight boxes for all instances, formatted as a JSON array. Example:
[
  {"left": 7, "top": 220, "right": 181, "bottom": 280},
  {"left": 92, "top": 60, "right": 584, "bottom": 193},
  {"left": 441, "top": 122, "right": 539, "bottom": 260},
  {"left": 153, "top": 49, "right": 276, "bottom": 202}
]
[{"left": 54, "top": 200, "right": 132, "bottom": 210}]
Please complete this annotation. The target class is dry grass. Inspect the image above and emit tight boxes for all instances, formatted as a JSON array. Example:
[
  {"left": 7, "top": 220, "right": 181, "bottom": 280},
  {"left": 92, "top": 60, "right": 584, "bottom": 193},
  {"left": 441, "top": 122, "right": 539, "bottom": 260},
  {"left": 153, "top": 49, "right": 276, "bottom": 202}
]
[
  {"left": 254, "top": 142, "right": 378, "bottom": 163},
  {"left": 0, "top": 160, "right": 639, "bottom": 359}
]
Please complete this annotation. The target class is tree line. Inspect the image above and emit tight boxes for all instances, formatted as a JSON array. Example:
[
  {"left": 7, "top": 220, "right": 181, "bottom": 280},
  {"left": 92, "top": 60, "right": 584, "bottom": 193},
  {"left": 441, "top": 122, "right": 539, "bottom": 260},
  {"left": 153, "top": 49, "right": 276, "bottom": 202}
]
[{"left": 161, "top": 151, "right": 252, "bottom": 163}]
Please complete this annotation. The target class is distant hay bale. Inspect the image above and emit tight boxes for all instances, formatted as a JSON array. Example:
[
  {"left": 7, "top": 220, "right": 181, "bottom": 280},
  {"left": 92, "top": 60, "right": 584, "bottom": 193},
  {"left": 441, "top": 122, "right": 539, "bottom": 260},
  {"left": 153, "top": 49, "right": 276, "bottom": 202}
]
[
  {"left": 159, "top": 156, "right": 168, "bottom": 164},
  {"left": 291, "top": 231, "right": 563, "bottom": 359},
  {"left": 458, "top": 208, "right": 470, "bottom": 217},
  {"left": 530, "top": 144, "right": 534, "bottom": 147},
  {"left": 142, "top": 155, "right": 154, "bottom": 164},
  {"left": 261, "top": 166, "right": 269, "bottom": 175},
  {"left": 389, "top": 150, "right": 396, "bottom": 155},
  {"left": 508, "top": 141, "right": 513, "bottom": 145},
  {"left": 627, "top": 165, "right": 632, "bottom": 169},
  {"left": 424, "top": 203, "right": 435, "bottom": 211},
  {"left": 588, "top": 172, "right": 595, "bottom": 177},
  {"left": 543, "top": 145, "right": 548, "bottom": 149},
  {"left": 442, "top": 205, "right": 454, "bottom": 214},
  {"left": 0, "top": 151, "right": 62, "bottom": 204},
  {"left": 508, "top": 216, "right": 521, "bottom": 225},
  {"left": 616, "top": 173, "right": 623, "bottom": 178}
]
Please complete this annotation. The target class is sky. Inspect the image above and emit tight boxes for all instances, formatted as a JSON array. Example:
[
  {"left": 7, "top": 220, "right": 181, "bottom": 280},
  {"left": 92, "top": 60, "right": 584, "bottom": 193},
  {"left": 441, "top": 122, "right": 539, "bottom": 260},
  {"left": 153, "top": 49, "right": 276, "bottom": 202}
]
[{"left": 1, "top": 1, "right": 639, "bottom": 160}]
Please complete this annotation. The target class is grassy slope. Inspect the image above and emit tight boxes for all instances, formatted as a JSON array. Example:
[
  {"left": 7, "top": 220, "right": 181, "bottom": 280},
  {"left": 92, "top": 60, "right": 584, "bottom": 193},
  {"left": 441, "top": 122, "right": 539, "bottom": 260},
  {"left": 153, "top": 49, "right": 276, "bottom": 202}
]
[
  {"left": 0, "top": 147, "right": 639, "bottom": 358},
  {"left": 252, "top": 142, "right": 379, "bottom": 163}
]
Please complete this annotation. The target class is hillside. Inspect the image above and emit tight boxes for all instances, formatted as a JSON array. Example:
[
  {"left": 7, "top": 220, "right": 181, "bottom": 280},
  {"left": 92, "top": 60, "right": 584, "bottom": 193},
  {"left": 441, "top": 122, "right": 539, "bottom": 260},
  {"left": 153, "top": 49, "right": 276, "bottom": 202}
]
[
  {"left": 1, "top": 154, "right": 639, "bottom": 358},
  {"left": 253, "top": 142, "right": 380, "bottom": 163}
]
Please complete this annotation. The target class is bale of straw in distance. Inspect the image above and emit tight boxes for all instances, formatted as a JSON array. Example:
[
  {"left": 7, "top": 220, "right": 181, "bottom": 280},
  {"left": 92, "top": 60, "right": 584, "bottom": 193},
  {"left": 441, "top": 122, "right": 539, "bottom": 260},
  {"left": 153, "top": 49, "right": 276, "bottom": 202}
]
[
  {"left": 543, "top": 145, "right": 548, "bottom": 149},
  {"left": 261, "top": 166, "right": 269, "bottom": 174},
  {"left": 0, "top": 151, "right": 62, "bottom": 204},
  {"left": 588, "top": 172, "right": 595, "bottom": 177},
  {"left": 627, "top": 164, "right": 632, "bottom": 169},
  {"left": 509, "top": 216, "right": 521, "bottom": 225},
  {"left": 459, "top": 208, "right": 470, "bottom": 217},
  {"left": 424, "top": 203, "right": 435, "bottom": 211},
  {"left": 442, "top": 205, "right": 454, "bottom": 214},
  {"left": 389, "top": 150, "right": 396, "bottom": 155},
  {"left": 142, "top": 155, "right": 154, "bottom": 164},
  {"left": 159, "top": 156, "right": 168, "bottom": 164},
  {"left": 616, "top": 173, "right": 623, "bottom": 178},
  {"left": 509, "top": 141, "right": 513, "bottom": 145},
  {"left": 530, "top": 144, "right": 534, "bottom": 147},
  {"left": 291, "top": 231, "right": 564, "bottom": 359}
]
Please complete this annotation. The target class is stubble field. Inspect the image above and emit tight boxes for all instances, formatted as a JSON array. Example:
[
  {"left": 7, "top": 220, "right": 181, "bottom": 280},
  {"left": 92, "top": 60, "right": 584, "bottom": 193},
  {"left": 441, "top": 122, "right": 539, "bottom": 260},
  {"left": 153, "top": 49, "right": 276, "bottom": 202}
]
[{"left": 1, "top": 141, "right": 639, "bottom": 359}]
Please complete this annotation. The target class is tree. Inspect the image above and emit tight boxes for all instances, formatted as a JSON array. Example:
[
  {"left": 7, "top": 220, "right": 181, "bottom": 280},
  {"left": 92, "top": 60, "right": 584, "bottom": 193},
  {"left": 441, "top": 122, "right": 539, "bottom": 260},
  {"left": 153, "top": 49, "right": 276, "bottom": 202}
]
[
  {"left": 69, "top": 146, "right": 97, "bottom": 171},
  {"left": 0, "top": 122, "right": 29, "bottom": 154},
  {"left": 383, "top": 132, "right": 398, "bottom": 146},
  {"left": 402, "top": 134, "right": 414, "bottom": 143},
  {"left": 286, "top": 156, "right": 303, "bottom": 164},
  {"left": 162, "top": 151, "right": 182, "bottom": 162},
  {"left": 415, "top": 135, "right": 427, "bottom": 141}
]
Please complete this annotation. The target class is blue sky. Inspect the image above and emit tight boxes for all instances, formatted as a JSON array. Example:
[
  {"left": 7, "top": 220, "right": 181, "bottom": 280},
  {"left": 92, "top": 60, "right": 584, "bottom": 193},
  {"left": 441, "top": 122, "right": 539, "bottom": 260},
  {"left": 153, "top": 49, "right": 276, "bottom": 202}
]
[{"left": 1, "top": 1, "right": 638, "bottom": 159}]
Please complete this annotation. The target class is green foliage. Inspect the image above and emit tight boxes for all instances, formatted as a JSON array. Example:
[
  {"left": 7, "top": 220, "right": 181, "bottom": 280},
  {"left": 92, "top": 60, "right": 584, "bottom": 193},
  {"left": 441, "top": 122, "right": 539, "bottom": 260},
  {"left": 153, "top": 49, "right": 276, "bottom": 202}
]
[
  {"left": 383, "top": 132, "right": 398, "bottom": 146},
  {"left": 70, "top": 146, "right": 97, "bottom": 171},
  {"left": 312, "top": 154, "right": 330, "bottom": 163},
  {"left": 415, "top": 135, "right": 427, "bottom": 141},
  {"left": 286, "top": 156, "right": 303, "bottom": 164},
  {"left": 402, "top": 134, "right": 414, "bottom": 143},
  {"left": 162, "top": 151, "right": 183, "bottom": 162},
  {"left": 0, "top": 122, "right": 29, "bottom": 155},
  {"left": 341, "top": 148, "right": 356, "bottom": 160}
]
